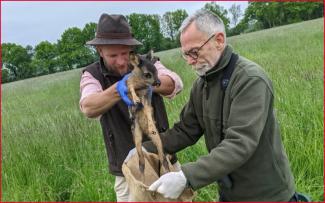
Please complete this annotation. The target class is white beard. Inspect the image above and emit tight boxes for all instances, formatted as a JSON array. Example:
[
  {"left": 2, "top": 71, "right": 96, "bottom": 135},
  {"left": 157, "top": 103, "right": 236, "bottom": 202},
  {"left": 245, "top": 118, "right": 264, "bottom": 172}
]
[
  {"left": 193, "top": 63, "right": 213, "bottom": 76},
  {"left": 193, "top": 53, "right": 222, "bottom": 76}
]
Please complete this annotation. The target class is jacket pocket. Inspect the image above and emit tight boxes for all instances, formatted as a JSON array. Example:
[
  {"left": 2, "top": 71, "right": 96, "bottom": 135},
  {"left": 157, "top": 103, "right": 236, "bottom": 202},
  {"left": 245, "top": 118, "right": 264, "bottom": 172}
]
[{"left": 105, "top": 131, "right": 117, "bottom": 167}]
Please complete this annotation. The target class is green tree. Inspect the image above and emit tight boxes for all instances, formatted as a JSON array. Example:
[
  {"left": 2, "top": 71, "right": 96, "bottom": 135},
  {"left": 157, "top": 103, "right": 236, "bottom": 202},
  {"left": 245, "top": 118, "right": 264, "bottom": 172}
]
[
  {"left": 82, "top": 22, "right": 99, "bottom": 61},
  {"left": 25, "top": 45, "right": 34, "bottom": 58},
  {"left": 228, "top": 4, "right": 242, "bottom": 27},
  {"left": 244, "top": 2, "right": 278, "bottom": 28},
  {"left": 57, "top": 27, "right": 84, "bottom": 53},
  {"left": 30, "top": 59, "right": 49, "bottom": 76},
  {"left": 127, "top": 13, "right": 163, "bottom": 53},
  {"left": 162, "top": 10, "right": 188, "bottom": 42},
  {"left": 286, "top": 2, "right": 323, "bottom": 22},
  {"left": 2, "top": 43, "right": 33, "bottom": 80},
  {"left": 57, "top": 27, "right": 95, "bottom": 70},
  {"left": 82, "top": 22, "right": 97, "bottom": 42},
  {"left": 34, "top": 41, "right": 58, "bottom": 73},
  {"left": 241, "top": 2, "right": 324, "bottom": 31},
  {"left": 1, "top": 68, "right": 11, "bottom": 83}
]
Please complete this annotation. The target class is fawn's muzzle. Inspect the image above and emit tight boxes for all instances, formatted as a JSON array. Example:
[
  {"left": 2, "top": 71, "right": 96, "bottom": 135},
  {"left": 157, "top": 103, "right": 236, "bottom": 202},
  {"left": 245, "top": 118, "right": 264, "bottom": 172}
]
[{"left": 152, "top": 79, "right": 161, "bottom": 87}]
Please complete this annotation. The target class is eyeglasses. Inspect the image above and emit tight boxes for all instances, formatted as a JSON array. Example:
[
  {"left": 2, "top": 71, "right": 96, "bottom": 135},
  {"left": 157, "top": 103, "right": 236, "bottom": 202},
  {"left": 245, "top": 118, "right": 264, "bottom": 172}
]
[{"left": 181, "top": 34, "right": 215, "bottom": 60}]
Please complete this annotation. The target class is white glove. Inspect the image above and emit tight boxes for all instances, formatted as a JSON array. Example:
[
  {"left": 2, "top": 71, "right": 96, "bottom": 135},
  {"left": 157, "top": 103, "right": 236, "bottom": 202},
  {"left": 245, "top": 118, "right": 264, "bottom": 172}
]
[
  {"left": 124, "top": 146, "right": 147, "bottom": 163},
  {"left": 148, "top": 170, "right": 187, "bottom": 199}
]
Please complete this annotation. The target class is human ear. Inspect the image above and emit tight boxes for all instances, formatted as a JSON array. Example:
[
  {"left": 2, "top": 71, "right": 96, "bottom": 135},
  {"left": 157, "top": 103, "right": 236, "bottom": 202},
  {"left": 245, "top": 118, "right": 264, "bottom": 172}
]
[
  {"left": 96, "top": 46, "right": 103, "bottom": 56},
  {"left": 215, "top": 32, "right": 225, "bottom": 50}
]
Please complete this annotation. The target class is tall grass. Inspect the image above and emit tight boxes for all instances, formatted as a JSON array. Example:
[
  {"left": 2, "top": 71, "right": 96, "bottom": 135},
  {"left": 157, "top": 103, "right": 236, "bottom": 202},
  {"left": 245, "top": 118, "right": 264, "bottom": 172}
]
[{"left": 2, "top": 18, "right": 323, "bottom": 201}]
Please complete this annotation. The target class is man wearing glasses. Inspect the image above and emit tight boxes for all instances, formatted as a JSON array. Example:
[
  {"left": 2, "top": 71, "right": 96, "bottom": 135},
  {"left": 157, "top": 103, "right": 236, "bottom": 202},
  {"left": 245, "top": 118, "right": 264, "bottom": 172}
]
[{"left": 141, "top": 9, "right": 297, "bottom": 201}]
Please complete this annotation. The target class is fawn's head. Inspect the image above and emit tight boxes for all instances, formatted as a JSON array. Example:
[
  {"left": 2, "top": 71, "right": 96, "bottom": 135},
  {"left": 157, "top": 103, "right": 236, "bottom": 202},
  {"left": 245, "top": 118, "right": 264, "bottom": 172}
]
[{"left": 129, "top": 50, "right": 161, "bottom": 87}]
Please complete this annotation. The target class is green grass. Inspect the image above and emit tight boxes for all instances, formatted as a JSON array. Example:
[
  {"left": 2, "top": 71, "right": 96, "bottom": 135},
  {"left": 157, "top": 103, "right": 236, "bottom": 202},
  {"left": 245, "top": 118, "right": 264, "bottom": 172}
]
[{"left": 2, "top": 18, "right": 323, "bottom": 201}]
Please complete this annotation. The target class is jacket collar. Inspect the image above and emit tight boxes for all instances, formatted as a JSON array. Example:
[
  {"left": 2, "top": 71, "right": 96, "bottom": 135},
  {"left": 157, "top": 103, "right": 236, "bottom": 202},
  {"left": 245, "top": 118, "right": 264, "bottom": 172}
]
[{"left": 201, "top": 45, "right": 234, "bottom": 81}]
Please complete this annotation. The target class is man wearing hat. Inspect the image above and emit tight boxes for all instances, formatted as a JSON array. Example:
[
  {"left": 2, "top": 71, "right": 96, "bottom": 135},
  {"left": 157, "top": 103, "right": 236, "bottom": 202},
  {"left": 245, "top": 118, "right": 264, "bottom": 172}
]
[{"left": 79, "top": 13, "right": 183, "bottom": 201}]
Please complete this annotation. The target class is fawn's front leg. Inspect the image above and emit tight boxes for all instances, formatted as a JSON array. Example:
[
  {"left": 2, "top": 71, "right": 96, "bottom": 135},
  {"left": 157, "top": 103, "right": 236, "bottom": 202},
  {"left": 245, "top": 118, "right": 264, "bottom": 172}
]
[{"left": 127, "top": 82, "right": 141, "bottom": 107}]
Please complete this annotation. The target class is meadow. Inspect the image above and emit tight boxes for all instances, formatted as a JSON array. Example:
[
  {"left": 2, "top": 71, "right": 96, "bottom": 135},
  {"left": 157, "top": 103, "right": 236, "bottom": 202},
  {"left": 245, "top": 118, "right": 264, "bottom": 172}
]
[{"left": 2, "top": 18, "right": 323, "bottom": 201}]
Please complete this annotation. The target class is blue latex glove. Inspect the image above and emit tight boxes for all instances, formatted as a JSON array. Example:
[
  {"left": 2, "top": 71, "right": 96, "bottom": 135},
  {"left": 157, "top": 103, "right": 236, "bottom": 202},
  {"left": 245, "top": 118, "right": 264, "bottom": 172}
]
[{"left": 116, "top": 73, "right": 134, "bottom": 106}]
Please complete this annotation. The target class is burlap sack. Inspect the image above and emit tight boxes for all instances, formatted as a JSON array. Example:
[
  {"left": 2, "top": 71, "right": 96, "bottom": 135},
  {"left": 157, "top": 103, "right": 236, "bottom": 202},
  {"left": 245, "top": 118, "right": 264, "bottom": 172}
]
[{"left": 122, "top": 151, "right": 195, "bottom": 202}]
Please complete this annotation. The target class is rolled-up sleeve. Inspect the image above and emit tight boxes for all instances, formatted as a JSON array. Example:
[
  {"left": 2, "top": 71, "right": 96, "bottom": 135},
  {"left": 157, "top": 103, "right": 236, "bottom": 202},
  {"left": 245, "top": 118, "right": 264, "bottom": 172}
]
[
  {"left": 154, "top": 61, "right": 183, "bottom": 99},
  {"left": 79, "top": 71, "right": 103, "bottom": 112}
]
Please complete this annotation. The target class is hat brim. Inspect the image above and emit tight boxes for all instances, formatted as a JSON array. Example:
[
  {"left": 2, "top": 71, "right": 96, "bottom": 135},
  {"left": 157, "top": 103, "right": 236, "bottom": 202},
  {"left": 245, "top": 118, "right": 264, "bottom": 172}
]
[{"left": 86, "top": 38, "right": 142, "bottom": 46}]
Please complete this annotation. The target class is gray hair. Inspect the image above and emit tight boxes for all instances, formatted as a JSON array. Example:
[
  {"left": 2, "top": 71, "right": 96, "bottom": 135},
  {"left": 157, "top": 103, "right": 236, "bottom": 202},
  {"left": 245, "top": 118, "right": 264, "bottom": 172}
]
[{"left": 179, "top": 9, "right": 226, "bottom": 38}]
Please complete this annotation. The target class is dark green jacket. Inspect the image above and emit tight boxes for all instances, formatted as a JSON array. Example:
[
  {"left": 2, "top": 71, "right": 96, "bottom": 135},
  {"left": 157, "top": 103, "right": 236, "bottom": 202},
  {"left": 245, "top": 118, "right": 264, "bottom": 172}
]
[{"left": 157, "top": 45, "right": 295, "bottom": 201}]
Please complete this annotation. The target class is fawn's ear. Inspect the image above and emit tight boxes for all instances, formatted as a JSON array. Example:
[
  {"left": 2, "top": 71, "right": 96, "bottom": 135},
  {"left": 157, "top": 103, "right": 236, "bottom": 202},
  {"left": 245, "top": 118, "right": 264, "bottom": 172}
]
[
  {"left": 146, "top": 50, "right": 154, "bottom": 61},
  {"left": 129, "top": 51, "right": 140, "bottom": 66}
]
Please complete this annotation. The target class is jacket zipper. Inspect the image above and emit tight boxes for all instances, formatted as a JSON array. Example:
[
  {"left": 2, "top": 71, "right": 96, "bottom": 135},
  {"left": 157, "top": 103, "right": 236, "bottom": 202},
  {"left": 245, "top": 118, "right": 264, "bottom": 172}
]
[{"left": 204, "top": 80, "right": 209, "bottom": 100}]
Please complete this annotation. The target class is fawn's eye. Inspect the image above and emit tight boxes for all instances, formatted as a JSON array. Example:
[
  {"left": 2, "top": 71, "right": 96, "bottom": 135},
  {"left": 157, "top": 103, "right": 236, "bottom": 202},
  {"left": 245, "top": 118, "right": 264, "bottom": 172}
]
[{"left": 144, "top": 73, "right": 152, "bottom": 79}]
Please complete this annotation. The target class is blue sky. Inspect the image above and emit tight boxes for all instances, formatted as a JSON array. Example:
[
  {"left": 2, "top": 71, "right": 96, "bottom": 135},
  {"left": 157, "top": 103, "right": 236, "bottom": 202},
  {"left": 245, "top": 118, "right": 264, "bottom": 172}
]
[{"left": 1, "top": 1, "right": 248, "bottom": 47}]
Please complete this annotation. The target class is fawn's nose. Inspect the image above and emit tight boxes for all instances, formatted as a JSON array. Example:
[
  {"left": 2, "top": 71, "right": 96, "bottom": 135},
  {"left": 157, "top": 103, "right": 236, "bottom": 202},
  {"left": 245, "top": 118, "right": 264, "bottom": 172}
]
[{"left": 153, "top": 79, "right": 161, "bottom": 87}]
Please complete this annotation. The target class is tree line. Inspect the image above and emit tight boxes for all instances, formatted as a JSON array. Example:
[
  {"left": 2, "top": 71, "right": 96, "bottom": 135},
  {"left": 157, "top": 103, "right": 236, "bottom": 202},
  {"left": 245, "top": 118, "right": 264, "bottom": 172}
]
[{"left": 2, "top": 2, "right": 323, "bottom": 83}]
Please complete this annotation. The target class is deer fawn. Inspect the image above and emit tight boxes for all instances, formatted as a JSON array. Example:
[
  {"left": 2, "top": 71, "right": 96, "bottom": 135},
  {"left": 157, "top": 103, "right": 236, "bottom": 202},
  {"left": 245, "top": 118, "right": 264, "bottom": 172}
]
[{"left": 127, "top": 51, "right": 169, "bottom": 176}]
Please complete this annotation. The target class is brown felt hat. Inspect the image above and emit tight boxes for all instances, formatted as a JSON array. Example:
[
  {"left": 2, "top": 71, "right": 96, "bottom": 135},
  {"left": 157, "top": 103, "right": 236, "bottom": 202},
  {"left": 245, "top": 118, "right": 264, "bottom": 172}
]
[{"left": 86, "top": 13, "right": 142, "bottom": 46}]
